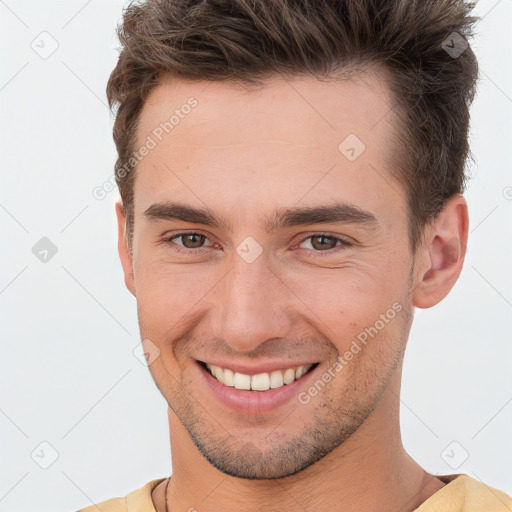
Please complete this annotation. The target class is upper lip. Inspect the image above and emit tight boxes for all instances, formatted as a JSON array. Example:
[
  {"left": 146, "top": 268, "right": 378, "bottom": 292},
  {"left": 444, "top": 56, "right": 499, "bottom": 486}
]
[{"left": 197, "top": 359, "right": 318, "bottom": 375}]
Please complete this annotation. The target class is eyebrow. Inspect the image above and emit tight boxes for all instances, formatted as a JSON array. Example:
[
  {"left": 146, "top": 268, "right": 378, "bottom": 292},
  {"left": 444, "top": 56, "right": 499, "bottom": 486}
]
[{"left": 143, "top": 201, "right": 379, "bottom": 233}]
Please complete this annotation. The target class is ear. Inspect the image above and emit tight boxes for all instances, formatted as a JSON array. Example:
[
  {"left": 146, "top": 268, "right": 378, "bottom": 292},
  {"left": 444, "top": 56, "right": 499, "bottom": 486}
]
[
  {"left": 115, "top": 201, "right": 136, "bottom": 296},
  {"left": 412, "top": 194, "right": 468, "bottom": 309}
]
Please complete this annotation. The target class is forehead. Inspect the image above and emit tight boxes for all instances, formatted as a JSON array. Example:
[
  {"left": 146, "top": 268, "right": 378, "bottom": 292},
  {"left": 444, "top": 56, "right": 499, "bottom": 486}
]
[
  {"left": 136, "top": 69, "right": 395, "bottom": 148},
  {"left": 133, "top": 70, "right": 406, "bottom": 230}
]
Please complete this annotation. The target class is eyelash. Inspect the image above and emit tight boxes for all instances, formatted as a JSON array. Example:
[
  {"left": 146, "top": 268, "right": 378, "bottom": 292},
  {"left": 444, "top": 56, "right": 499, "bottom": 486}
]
[{"left": 162, "top": 231, "right": 352, "bottom": 256}]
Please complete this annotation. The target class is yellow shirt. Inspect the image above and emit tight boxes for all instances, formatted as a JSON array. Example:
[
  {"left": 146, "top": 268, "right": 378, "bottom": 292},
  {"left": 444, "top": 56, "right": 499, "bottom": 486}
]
[{"left": 76, "top": 474, "right": 512, "bottom": 511}]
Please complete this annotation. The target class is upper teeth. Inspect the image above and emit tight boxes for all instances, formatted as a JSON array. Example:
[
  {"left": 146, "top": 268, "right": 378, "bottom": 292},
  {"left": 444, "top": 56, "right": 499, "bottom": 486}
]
[{"left": 205, "top": 363, "right": 314, "bottom": 391}]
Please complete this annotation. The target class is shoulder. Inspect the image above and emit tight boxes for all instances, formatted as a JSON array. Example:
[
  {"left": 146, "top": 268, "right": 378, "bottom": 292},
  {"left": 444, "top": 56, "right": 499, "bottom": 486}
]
[
  {"left": 458, "top": 474, "right": 512, "bottom": 510},
  {"left": 76, "top": 478, "right": 166, "bottom": 512},
  {"left": 415, "top": 474, "right": 512, "bottom": 511}
]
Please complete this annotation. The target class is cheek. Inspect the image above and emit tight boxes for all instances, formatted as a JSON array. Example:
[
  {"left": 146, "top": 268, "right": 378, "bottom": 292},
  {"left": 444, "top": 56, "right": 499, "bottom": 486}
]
[
  {"left": 134, "top": 260, "right": 221, "bottom": 334},
  {"left": 283, "top": 262, "right": 407, "bottom": 339}
]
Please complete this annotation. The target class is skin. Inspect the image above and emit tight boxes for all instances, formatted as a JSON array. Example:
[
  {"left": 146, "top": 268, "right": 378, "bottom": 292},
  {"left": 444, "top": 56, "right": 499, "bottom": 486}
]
[{"left": 116, "top": 69, "right": 468, "bottom": 511}]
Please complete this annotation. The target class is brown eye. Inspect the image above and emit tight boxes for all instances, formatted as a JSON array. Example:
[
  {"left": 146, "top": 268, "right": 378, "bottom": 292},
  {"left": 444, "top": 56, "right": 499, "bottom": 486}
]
[
  {"left": 309, "top": 235, "right": 339, "bottom": 251},
  {"left": 297, "top": 233, "right": 350, "bottom": 255},
  {"left": 179, "top": 233, "right": 207, "bottom": 248},
  {"left": 163, "top": 231, "right": 218, "bottom": 254}
]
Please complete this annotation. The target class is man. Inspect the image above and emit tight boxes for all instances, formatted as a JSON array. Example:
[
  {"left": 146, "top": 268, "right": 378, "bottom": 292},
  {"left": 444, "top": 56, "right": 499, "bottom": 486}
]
[{"left": 78, "top": 0, "right": 511, "bottom": 510}]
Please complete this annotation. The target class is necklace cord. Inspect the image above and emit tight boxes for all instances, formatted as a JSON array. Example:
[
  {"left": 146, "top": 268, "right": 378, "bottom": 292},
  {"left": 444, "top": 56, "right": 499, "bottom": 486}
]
[{"left": 164, "top": 476, "right": 170, "bottom": 512}]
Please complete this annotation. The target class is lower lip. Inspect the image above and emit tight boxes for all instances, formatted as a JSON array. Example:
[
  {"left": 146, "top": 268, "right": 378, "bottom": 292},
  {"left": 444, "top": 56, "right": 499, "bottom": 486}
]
[{"left": 196, "top": 361, "right": 318, "bottom": 414}]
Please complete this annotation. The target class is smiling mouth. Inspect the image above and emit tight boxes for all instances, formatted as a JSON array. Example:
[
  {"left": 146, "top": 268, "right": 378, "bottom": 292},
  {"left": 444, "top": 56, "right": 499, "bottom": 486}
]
[{"left": 198, "top": 361, "right": 320, "bottom": 391}]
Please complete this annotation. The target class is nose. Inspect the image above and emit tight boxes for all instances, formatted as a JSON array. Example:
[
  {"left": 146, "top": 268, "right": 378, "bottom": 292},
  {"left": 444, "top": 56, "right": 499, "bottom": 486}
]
[{"left": 209, "top": 255, "right": 294, "bottom": 353}]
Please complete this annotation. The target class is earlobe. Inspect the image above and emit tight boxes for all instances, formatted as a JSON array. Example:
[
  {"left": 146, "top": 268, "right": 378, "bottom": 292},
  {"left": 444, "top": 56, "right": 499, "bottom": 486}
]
[
  {"left": 115, "top": 201, "right": 136, "bottom": 296},
  {"left": 412, "top": 195, "right": 468, "bottom": 309}
]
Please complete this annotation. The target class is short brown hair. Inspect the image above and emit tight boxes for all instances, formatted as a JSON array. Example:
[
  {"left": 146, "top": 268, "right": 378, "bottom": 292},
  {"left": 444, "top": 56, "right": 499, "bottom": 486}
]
[{"left": 106, "top": 0, "right": 479, "bottom": 252}]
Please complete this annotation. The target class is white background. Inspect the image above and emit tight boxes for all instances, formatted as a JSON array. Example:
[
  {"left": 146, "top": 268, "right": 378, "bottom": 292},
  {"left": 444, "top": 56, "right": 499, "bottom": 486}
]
[{"left": 1, "top": 1, "right": 511, "bottom": 511}]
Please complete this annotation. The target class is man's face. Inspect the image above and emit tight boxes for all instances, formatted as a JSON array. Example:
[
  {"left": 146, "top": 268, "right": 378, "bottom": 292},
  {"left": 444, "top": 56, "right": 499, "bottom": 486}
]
[{"left": 122, "top": 72, "right": 417, "bottom": 479}]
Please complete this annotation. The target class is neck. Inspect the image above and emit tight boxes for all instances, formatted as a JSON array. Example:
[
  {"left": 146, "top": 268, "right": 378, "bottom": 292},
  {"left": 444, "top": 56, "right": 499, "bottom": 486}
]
[{"left": 156, "top": 371, "right": 444, "bottom": 512}]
